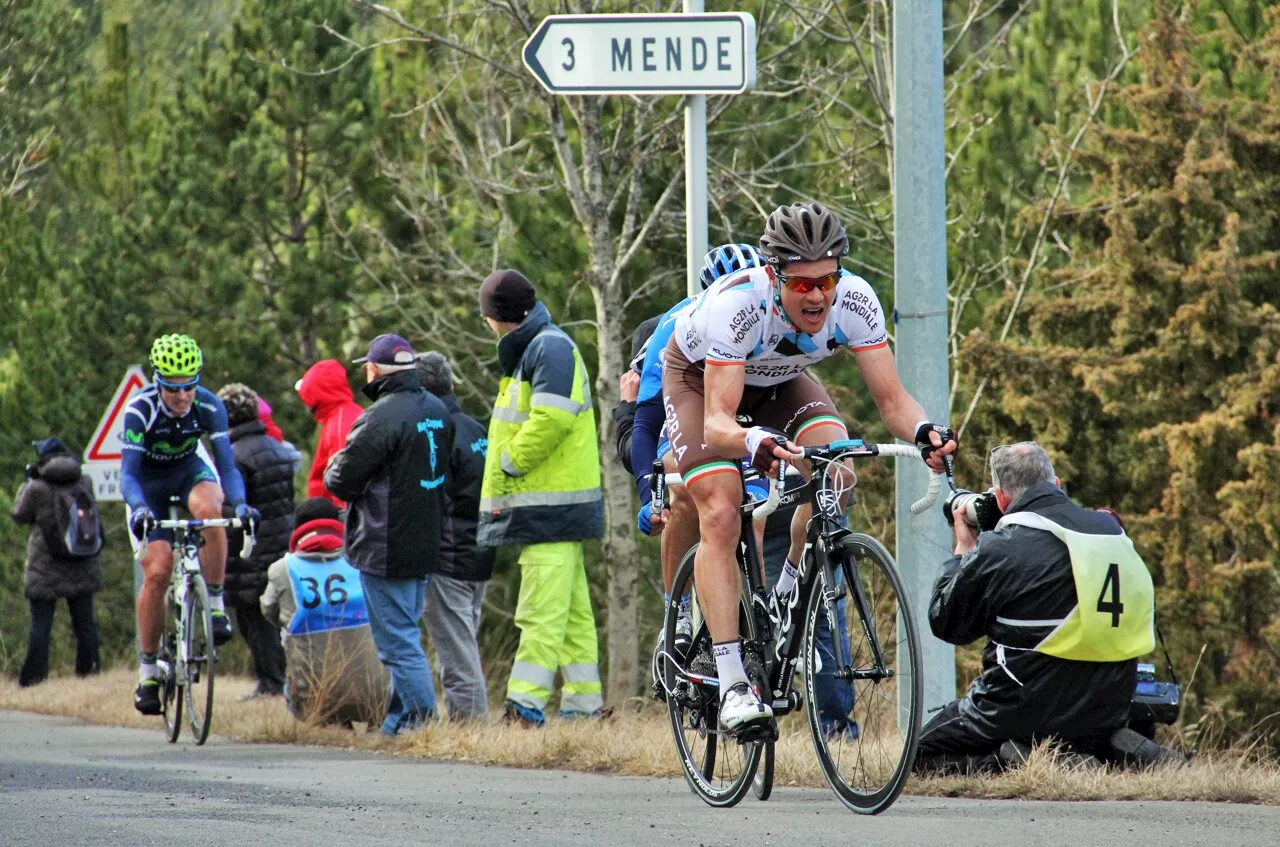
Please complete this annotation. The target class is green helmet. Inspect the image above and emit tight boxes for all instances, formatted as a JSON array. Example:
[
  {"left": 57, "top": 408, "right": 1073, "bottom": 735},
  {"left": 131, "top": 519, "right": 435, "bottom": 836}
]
[{"left": 149, "top": 333, "right": 203, "bottom": 377}]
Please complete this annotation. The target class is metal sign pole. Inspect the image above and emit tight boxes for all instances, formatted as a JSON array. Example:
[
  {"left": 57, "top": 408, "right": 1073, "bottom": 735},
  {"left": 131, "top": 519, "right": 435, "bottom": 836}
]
[{"left": 684, "top": 0, "right": 707, "bottom": 297}]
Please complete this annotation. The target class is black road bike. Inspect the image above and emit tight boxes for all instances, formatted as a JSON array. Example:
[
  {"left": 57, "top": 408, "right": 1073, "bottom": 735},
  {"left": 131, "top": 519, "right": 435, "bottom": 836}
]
[{"left": 655, "top": 439, "right": 940, "bottom": 814}]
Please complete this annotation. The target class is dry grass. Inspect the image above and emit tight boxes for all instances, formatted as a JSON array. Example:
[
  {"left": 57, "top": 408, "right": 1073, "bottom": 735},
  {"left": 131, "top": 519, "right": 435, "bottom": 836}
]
[{"left": 3, "top": 668, "right": 1279, "bottom": 804}]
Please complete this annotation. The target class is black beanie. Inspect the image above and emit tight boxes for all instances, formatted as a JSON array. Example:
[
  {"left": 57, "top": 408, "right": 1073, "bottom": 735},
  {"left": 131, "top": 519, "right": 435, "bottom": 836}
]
[
  {"left": 479, "top": 269, "right": 537, "bottom": 322},
  {"left": 295, "top": 496, "right": 341, "bottom": 525}
]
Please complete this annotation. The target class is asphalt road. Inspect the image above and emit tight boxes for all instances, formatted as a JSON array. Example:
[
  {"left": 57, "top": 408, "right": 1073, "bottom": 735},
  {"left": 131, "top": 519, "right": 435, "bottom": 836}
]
[{"left": 2, "top": 710, "right": 1277, "bottom": 847}]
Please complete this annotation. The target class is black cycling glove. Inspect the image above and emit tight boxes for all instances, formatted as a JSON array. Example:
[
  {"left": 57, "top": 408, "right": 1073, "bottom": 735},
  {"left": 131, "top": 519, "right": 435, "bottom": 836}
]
[
  {"left": 745, "top": 426, "right": 791, "bottom": 476},
  {"left": 914, "top": 421, "right": 957, "bottom": 462}
]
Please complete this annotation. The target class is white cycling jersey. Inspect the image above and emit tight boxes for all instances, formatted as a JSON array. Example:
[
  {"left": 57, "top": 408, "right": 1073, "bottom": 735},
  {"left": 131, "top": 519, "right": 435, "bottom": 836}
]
[{"left": 671, "top": 266, "right": 889, "bottom": 387}]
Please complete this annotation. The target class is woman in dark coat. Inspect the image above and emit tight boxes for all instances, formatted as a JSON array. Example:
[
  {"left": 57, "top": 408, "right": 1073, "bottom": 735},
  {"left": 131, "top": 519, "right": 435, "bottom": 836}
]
[
  {"left": 217, "top": 384, "right": 298, "bottom": 699},
  {"left": 11, "top": 438, "right": 104, "bottom": 687}
]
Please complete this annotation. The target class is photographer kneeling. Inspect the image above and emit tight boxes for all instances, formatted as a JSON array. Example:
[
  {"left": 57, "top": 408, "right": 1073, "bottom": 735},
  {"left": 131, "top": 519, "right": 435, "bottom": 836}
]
[{"left": 914, "top": 442, "right": 1158, "bottom": 774}]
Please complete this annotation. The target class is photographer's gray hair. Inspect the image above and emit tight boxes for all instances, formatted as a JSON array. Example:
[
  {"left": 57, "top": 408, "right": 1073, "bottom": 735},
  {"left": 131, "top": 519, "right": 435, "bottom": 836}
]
[
  {"left": 415, "top": 351, "right": 454, "bottom": 396},
  {"left": 989, "top": 442, "right": 1055, "bottom": 496}
]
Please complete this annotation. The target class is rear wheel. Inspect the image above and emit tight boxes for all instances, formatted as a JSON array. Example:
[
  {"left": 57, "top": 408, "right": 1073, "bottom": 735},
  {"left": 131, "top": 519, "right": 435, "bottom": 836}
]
[
  {"left": 160, "top": 584, "right": 182, "bottom": 744},
  {"left": 184, "top": 575, "right": 216, "bottom": 745},
  {"left": 803, "top": 533, "right": 922, "bottom": 815},
  {"left": 663, "top": 543, "right": 763, "bottom": 808},
  {"left": 752, "top": 740, "right": 775, "bottom": 800}
]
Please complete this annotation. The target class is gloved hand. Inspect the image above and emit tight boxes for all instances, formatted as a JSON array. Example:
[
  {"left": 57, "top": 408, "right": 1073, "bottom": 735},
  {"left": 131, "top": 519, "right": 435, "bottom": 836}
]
[
  {"left": 913, "top": 421, "right": 958, "bottom": 466},
  {"left": 637, "top": 502, "right": 653, "bottom": 534},
  {"left": 234, "top": 503, "right": 261, "bottom": 530},
  {"left": 129, "top": 506, "right": 155, "bottom": 538},
  {"left": 745, "top": 426, "right": 794, "bottom": 476}
]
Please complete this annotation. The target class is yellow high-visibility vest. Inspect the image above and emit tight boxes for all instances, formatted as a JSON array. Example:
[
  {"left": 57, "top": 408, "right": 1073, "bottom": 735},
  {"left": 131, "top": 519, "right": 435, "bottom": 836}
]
[{"left": 997, "top": 511, "right": 1155, "bottom": 662}]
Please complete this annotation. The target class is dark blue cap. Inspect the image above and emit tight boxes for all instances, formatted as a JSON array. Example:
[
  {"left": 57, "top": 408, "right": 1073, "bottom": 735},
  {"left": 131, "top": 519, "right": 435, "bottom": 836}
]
[
  {"left": 353, "top": 333, "right": 416, "bottom": 366},
  {"left": 33, "top": 437, "right": 69, "bottom": 458}
]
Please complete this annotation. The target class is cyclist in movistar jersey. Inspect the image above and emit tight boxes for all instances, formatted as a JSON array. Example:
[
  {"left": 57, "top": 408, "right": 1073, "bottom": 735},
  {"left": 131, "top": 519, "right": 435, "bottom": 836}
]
[
  {"left": 661, "top": 202, "right": 958, "bottom": 732},
  {"left": 121, "top": 334, "right": 258, "bottom": 716}
]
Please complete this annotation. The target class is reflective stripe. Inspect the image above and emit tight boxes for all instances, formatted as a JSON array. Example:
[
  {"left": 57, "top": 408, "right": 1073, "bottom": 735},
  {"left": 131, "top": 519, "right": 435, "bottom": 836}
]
[
  {"left": 995, "top": 616, "right": 1067, "bottom": 628},
  {"left": 480, "top": 488, "right": 602, "bottom": 511},
  {"left": 561, "top": 663, "right": 601, "bottom": 684},
  {"left": 560, "top": 692, "right": 604, "bottom": 713},
  {"left": 994, "top": 643, "right": 1025, "bottom": 687},
  {"left": 501, "top": 452, "right": 523, "bottom": 477},
  {"left": 492, "top": 406, "right": 529, "bottom": 424},
  {"left": 510, "top": 661, "right": 556, "bottom": 691},
  {"left": 531, "top": 392, "right": 586, "bottom": 415}
]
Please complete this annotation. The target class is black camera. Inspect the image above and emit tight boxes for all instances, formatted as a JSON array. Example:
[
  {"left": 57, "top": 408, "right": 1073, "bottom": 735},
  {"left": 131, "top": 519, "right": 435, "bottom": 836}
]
[
  {"left": 1128, "top": 662, "right": 1180, "bottom": 740},
  {"left": 23, "top": 463, "right": 38, "bottom": 481},
  {"left": 943, "top": 488, "right": 1003, "bottom": 532}
]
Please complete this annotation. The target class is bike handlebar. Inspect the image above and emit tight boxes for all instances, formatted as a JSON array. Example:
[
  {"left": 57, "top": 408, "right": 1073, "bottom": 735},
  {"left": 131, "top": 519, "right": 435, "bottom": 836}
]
[{"left": 654, "top": 440, "right": 944, "bottom": 517}]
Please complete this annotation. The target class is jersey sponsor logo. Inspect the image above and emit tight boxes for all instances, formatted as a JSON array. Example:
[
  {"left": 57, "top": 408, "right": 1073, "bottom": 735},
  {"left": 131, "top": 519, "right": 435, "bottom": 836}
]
[
  {"left": 784, "top": 400, "right": 831, "bottom": 434},
  {"left": 744, "top": 361, "right": 809, "bottom": 380},
  {"left": 683, "top": 326, "right": 701, "bottom": 350},
  {"left": 839, "top": 288, "right": 882, "bottom": 331},
  {"left": 707, "top": 344, "right": 743, "bottom": 362},
  {"left": 152, "top": 436, "right": 200, "bottom": 456},
  {"left": 728, "top": 305, "right": 763, "bottom": 344},
  {"left": 124, "top": 430, "right": 145, "bottom": 445}
]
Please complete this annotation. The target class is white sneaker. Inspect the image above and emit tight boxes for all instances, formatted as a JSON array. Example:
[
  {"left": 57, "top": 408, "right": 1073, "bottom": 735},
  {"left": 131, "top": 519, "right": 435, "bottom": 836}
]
[
  {"left": 673, "top": 614, "right": 693, "bottom": 658},
  {"left": 719, "top": 681, "right": 772, "bottom": 731}
]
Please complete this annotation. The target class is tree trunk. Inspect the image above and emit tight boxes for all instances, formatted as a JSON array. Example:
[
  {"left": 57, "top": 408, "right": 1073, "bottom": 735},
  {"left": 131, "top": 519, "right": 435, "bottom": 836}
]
[{"left": 589, "top": 274, "right": 641, "bottom": 706}]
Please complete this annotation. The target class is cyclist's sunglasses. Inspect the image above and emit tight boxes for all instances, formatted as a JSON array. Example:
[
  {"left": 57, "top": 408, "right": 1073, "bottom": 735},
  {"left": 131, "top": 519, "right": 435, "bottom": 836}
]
[
  {"left": 156, "top": 375, "right": 200, "bottom": 394},
  {"left": 779, "top": 271, "right": 840, "bottom": 294}
]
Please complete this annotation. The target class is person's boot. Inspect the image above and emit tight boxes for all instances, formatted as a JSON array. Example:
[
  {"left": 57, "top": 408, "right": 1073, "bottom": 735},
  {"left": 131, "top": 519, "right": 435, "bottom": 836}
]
[{"left": 1109, "top": 727, "right": 1187, "bottom": 768}]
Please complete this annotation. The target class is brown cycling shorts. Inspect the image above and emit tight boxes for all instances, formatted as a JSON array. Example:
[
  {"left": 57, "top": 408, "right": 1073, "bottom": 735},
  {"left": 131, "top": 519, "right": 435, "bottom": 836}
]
[{"left": 660, "top": 338, "right": 847, "bottom": 488}]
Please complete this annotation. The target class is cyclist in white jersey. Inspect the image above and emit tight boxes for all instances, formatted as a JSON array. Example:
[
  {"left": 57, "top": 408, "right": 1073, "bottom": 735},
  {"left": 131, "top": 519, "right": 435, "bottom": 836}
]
[{"left": 660, "top": 201, "right": 957, "bottom": 732}]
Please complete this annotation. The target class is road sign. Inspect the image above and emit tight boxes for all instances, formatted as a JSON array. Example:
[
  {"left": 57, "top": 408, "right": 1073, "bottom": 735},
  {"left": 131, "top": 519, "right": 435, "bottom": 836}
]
[
  {"left": 83, "top": 365, "right": 147, "bottom": 501},
  {"left": 523, "top": 13, "right": 756, "bottom": 96}
]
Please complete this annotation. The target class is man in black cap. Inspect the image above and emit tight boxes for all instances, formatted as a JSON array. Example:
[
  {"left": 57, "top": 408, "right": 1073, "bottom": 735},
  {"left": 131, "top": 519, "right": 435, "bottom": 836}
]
[
  {"left": 324, "top": 333, "right": 455, "bottom": 735},
  {"left": 477, "top": 270, "right": 605, "bottom": 726}
]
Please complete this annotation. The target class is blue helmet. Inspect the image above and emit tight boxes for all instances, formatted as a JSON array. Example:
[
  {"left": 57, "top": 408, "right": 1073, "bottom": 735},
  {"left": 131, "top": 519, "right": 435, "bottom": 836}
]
[{"left": 698, "top": 243, "right": 766, "bottom": 290}]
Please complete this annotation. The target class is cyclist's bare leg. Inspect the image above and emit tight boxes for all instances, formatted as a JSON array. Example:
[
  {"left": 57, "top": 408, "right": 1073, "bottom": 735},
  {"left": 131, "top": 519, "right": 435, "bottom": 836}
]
[
  {"left": 660, "top": 452, "right": 699, "bottom": 593},
  {"left": 136, "top": 540, "right": 174, "bottom": 652},
  {"left": 687, "top": 472, "right": 746, "bottom": 644},
  {"left": 188, "top": 481, "right": 226, "bottom": 584},
  {"left": 786, "top": 421, "right": 852, "bottom": 566}
]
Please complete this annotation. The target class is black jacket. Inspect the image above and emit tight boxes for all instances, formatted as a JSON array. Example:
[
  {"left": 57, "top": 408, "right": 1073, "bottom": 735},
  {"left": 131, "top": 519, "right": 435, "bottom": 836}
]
[
  {"left": 11, "top": 454, "right": 105, "bottom": 600},
  {"left": 225, "top": 420, "right": 297, "bottom": 608},
  {"left": 324, "top": 370, "right": 453, "bottom": 579},
  {"left": 929, "top": 481, "right": 1138, "bottom": 742},
  {"left": 437, "top": 393, "right": 496, "bottom": 582}
]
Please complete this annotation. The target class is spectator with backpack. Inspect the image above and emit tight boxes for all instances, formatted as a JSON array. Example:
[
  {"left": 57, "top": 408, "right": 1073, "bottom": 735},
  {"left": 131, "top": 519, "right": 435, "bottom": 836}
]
[{"left": 11, "top": 437, "right": 105, "bottom": 687}]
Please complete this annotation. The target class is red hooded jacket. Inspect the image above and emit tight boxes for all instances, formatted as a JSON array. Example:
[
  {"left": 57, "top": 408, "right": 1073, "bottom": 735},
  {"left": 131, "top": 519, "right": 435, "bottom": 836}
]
[{"left": 295, "top": 360, "right": 365, "bottom": 507}]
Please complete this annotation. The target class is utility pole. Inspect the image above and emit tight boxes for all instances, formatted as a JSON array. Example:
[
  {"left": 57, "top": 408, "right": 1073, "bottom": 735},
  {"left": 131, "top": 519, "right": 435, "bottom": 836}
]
[
  {"left": 892, "top": 0, "right": 956, "bottom": 715},
  {"left": 684, "top": 0, "right": 708, "bottom": 297}
]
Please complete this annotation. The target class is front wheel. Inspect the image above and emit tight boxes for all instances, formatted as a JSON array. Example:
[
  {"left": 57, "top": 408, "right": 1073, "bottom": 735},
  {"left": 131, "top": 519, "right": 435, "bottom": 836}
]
[
  {"left": 803, "top": 533, "right": 922, "bottom": 815},
  {"left": 663, "top": 543, "right": 763, "bottom": 808},
  {"left": 184, "top": 575, "right": 216, "bottom": 745},
  {"left": 160, "top": 584, "right": 182, "bottom": 744}
]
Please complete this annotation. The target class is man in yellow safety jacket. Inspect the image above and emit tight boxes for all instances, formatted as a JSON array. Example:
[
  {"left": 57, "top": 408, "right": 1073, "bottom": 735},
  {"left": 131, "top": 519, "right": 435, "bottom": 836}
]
[{"left": 477, "top": 269, "right": 605, "bottom": 727}]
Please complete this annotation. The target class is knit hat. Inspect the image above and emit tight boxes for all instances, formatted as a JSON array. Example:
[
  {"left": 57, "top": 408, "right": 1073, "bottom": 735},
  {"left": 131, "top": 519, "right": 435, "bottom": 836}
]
[
  {"left": 414, "top": 351, "right": 454, "bottom": 396},
  {"left": 479, "top": 269, "right": 536, "bottom": 322},
  {"left": 217, "top": 383, "right": 260, "bottom": 427},
  {"left": 295, "top": 496, "right": 341, "bottom": 525}
]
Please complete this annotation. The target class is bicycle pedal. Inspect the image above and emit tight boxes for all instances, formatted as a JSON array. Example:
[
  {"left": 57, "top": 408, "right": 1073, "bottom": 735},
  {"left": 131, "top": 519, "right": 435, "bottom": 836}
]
[{"left": 734, "top": 720, "right": 779, "bottom": 746}]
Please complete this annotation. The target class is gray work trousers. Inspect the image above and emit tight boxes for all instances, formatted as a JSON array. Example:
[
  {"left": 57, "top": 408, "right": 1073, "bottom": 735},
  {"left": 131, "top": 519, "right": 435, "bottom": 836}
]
[{"left": 424, "top": 575, "right": 489, "bottom": 719}]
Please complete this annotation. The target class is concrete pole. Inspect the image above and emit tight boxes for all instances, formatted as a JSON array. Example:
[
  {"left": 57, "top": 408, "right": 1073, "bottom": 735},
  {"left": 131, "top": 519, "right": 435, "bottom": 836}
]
[
  {"left": 892, "top": 0, "right": 956, "bottom": 716},
  {"left": 684, "top": 0, "right": 707, "bottom": 297}
]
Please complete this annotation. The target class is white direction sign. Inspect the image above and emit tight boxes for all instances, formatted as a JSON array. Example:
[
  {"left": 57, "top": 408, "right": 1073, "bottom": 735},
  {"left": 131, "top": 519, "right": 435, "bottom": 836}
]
[
  {"left": 523, "top": 14, "right": 757, "bottom": 96},
  {"left": 82, "top": 365, "right": 148, "bottom": 501}
]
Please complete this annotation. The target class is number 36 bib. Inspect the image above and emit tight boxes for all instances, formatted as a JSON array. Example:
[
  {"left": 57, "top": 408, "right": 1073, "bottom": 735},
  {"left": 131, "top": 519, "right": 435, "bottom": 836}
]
[
  {"left": 997, "top": 512, "right": 1155, "bottom": 662},
  {"left": 285, "top": 554, "right": 371, "bottom": 636}
]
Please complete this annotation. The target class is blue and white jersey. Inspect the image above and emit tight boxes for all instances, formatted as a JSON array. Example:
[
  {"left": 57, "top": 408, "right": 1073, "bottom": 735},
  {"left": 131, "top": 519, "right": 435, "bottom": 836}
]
[
  {"left": 119, "top": 384, "right": 245, "bottom": 509},
  {"left": 632, "top": 295, "right": 695, "bottom": 405}
]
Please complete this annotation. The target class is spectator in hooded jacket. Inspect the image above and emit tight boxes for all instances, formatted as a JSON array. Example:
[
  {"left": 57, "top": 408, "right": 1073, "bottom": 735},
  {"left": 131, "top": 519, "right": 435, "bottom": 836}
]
[
  {"left": 416, "top": 351, "right": 495, "bottom": 720},
  {"left": 11, "top": 438, "right": 105, "bottom": 687},
  {"left": 218, "top": 383, "right": 297, "bottom": 700},
  {"left": 262, "top": 497, "right": 390, "bottom": 727},
  {"left": 324, "top": 333, "right": 454, "bottom": 736},
  {"left": 295, "top": 359, "right": 365, "bottom": 508}
]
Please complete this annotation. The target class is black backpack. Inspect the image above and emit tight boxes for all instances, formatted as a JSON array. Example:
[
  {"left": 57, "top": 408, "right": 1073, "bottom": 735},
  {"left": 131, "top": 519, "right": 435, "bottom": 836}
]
[{"left": 46, "top": 483, "right": 104, "bottom": 560}]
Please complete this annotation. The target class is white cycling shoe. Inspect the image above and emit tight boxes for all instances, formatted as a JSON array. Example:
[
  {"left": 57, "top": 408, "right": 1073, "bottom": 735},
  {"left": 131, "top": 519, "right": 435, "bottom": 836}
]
[{"left": 719, "top": 681, "right": 772, "bottom": 732}]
